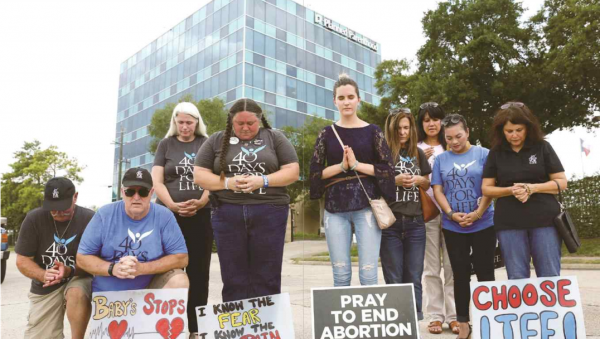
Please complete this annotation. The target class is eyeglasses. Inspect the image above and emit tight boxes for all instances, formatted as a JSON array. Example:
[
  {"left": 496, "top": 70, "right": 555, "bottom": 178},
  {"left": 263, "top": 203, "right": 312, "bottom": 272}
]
[
  {"left": 441, "top": 114, "right": 465, "bottom": 127},
  {"left": 389, "top": 107, "right": 411, "bottom": 115},
  {"left": 124, "top": 187, "right": 150, "bottom": 198},
  {"left": 501, "top": 102, "right": 525, "bottom": 109},
  {"left": 419, "top": 102, "right": 439, "bottom": 109}
]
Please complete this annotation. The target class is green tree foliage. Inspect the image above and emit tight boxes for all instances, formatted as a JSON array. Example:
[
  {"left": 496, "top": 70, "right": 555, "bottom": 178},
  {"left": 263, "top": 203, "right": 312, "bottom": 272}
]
[
  {"left": 148, "top": 95, "right": 228, "bottom": 153},
  {"left": 281, "top": 117, "right": 331, "bottom": 206},
  {"left": 1, "top": 141, "right": 85, "bottom": 230},
  {"left": 373, "top": 0, "right": 599, "bottom": 146}
]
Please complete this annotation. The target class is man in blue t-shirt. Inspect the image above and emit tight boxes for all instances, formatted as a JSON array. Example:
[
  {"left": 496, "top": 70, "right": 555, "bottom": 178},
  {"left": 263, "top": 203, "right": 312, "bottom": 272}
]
[{"left": 77, "top": 167, "right": 189, "bottom": 292}]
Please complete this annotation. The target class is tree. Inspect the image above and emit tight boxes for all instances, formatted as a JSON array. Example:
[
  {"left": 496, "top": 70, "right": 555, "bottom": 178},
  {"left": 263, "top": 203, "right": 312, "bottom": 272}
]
[
  {"left": 148, "top": 95, "right": 228, "bottom": 153},
  {"left": 281, "top": 116, "right": 331, "bottom": 208},
  {"left": 1, "top": 141, "right": 85, "bottom": 231},
  {"left": 373, "top": 0, "right": 599, "bottom": 146}
]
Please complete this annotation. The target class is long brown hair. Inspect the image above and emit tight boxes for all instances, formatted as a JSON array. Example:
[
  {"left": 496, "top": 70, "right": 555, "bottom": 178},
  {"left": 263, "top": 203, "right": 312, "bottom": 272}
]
[
  {"left": 218, "top": 98, "right": 272, "bottom": 180},
  {"left": 490, "top": 103, "right": 544, "bottom": 150},
  {"left": 384, "top": 111, "right": 419, "bottom": 163}
]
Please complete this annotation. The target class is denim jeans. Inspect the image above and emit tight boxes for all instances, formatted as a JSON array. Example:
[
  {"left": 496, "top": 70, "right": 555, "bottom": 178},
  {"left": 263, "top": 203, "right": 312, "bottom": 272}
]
[
  {"left": 211, "top": 203, "right": 289, "bottom": 302},
  {"left": 496, "top": 226, "right": 562, "bottom": 279},
  {"left": 380, "top": 213, "right": 426, "bottom": 320},
  {"left": 324, "top": 207, "right": 381, "bottom": 286}
]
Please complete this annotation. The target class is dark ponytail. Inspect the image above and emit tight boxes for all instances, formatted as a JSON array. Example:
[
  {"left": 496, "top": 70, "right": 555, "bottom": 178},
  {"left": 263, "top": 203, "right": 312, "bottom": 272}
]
[{"left": 217, "top": 98, "right": 269, "bottom": 180}]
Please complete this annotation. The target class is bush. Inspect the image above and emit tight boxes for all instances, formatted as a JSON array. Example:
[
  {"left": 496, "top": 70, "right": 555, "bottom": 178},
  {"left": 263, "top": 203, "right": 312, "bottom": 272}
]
[{"left": 563, "top": 174, "right": 600, "bottom": 238}]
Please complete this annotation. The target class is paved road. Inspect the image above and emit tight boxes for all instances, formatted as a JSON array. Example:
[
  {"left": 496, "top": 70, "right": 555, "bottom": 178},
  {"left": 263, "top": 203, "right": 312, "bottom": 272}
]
[{"left": 2, "top": 241, "right": 600, "bottom": 338}]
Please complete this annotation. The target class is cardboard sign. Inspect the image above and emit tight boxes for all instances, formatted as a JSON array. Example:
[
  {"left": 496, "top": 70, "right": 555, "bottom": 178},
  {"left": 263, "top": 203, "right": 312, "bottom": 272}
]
[
  {"left": 88, "top": 288, "right": 188, "bottom": 339},
  {"left": 471, "top": 276, "right": 586, "bottom": 339},
  {"left": 312, "top": 284, "right": 420, "bottom": 339},
  {"left": 196, "top": 293, "right": 294, "bottom": 339}
]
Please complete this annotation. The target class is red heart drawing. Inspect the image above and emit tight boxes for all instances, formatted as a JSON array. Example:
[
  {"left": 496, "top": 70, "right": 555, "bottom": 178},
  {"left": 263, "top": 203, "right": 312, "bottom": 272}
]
[
  {"left": 156, "top": 317, "right": 185, "bottom": 339},
  {"left": 108, "top": 320, "right": 128, "bottom": 339}
]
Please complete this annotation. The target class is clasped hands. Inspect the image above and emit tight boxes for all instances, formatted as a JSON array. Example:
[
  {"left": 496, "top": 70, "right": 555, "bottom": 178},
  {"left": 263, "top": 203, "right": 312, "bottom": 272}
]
[
  {"left": 112, "top": 256, "right": 142, "bottom": 280},
  {"left": 227, "top": 174, "right": 265, "bottom": 193},
  {"left": 43, "top": 260, "right": 71, "bottom": 287},
  {"left": 340, "top": 146, "right": 358, "bottom": 171},
  {"left": 169, "top": 198, "right": 207, "bottom": 217},
  {"left": 451, "top": 211, "right": 481, "bottom": 228},
  {"left": 511, "top": 183, "right": 531, "bottom": 203},
  {"left": 395, "top": 173, "right": 422, "bottom": 188}
]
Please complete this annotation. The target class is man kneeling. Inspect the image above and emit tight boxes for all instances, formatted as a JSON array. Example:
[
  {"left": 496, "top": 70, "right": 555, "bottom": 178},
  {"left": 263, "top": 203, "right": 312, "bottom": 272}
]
[{"left": 77, "top": 167, "right": 189, "bottom": 294}]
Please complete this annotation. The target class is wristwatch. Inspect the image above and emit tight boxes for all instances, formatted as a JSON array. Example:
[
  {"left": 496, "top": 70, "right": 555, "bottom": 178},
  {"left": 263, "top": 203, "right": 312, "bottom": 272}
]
[
  {"left": 446, "top": 210, "right": 455, "bottom": 220},
  {"left": 108, "top": 262, "right": 116, "bottom": 277}
]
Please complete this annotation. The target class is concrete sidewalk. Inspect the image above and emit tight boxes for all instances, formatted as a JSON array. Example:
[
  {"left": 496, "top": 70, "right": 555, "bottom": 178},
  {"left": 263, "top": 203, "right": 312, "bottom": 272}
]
[{"left": 2, "top": 241, "right": 600, "bottom": 338}]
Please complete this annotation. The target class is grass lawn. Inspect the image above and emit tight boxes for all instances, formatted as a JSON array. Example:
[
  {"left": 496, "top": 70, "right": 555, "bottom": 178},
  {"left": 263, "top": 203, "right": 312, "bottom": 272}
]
[
  {"left": 292, "top": 232, "right": 325, "bottom": 241},
  {"left": 562, "top": 238, "right": 600, "bottom": 257}
]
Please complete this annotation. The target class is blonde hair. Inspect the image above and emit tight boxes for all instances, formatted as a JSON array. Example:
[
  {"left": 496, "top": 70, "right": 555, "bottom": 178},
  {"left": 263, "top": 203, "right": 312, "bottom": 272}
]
[
  {"left": 165, "top": 102, "right": 208, "bottom": 138},
  {"left": 384, "top": 112, "right": 419, "bottom": 163}
]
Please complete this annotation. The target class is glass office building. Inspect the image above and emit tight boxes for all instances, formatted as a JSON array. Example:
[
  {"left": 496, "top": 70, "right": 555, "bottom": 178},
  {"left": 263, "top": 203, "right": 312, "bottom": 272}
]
[{"left": 112, "top": 0, "right": 381, "bottom": 200}]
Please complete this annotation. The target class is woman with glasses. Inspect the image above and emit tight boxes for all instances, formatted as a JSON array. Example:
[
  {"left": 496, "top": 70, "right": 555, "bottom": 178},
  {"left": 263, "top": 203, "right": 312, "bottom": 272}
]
[
  {"left": 482, "top": 102, "right": 566, "bottom": 280},
  {"left": 310, "top": 73, "right": 395, "bottom": 286},
  {"left": 194, "top": 98, "right": 299, "bottom": 303},
  {"left": 431, "top": 114, "right": 495, "bottom": 339},
  {"left": 380, "top": 108, "right": 431, "bottom": 321},
  {"left": 416, "top": 103, "right": 458, "bottom": 335},
  {"left": 151, "top": 102, "right": 212, "bottom": 338}
]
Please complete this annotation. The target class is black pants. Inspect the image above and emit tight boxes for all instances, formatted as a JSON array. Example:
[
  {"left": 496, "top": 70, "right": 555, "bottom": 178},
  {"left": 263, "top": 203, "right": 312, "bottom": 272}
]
[
  {"left": 443, "top": 226, "right": 496, "bottom": 322},
  {"left": 175, "top": 208, "right": 213, "bottom": 332}
]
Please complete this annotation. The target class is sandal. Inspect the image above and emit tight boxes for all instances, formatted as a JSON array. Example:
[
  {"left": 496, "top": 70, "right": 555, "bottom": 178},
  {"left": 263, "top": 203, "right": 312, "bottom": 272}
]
[
  {"left": 456, "top": 324, "right": 472, "bottom": 339},
  {"left": 449, "top": 321, "right": 460, "bottom": 335},
  {"left": 428, "top": 321, "right": 443, "bottom": 334}
]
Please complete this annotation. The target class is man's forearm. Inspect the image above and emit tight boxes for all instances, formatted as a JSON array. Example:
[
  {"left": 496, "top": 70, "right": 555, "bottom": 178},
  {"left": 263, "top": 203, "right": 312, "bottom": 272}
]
[
  {"left": 16, "top": 254, "right": 45, "bottom": 283},
  {"left": 139, "top": 254, "right": 188, "bottom": 276},
  {"left": 76, "top": 254, "right": 112, "bottom": 276}
]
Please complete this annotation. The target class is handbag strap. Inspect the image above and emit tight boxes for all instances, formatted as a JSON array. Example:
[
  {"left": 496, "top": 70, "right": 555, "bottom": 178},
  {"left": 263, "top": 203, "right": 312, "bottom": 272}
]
[
  {"left": 330, "top": 124, "right": 372, "bottom": 201},
  {"left": 553, "top": 179, "right": 565, "bottom": 212}
]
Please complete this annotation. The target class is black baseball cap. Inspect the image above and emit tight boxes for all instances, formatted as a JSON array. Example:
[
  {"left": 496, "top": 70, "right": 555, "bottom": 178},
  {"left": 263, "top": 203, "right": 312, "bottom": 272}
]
[
  {"left": 43, "top": 177, "right": 76, "bottom": 211},
  {"left": 121, "top": 167, "right": 153, "bottom": 190}
]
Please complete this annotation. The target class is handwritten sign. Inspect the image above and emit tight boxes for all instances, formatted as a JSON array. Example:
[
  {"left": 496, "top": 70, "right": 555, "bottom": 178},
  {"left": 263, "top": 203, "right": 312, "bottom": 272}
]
[
  {"left": 312, "top": 284, "right": 420, "bottom": 339},
  {"left": 471, "top": 276, "right": 586, "bottom": 339},
  {"left": 88, "top": 288, "right": 188, "bottom": 339},
  {"left": 196, "top": 293, "right": 294, "bottom": 339}
]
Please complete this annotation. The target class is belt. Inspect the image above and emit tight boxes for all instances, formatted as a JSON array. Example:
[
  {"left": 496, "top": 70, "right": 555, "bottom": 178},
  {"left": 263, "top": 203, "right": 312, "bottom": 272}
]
[{"left": 325, "top": 175, "right": 368, "bottom": 189}]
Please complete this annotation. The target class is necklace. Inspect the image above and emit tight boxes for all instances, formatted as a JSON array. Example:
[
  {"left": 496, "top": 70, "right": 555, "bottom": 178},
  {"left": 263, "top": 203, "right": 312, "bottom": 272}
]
[{"left": 53, "top": 207, "right": 76, "bottom": 254}]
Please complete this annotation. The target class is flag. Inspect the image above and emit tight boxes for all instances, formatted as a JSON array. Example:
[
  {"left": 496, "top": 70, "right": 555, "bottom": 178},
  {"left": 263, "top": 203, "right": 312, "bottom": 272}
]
[{"left": 581, "top": 138, "right": 591, "bottom": 156}]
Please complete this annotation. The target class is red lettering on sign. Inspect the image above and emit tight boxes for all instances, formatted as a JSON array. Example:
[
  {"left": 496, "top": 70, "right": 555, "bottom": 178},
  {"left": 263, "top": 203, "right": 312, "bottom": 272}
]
[
  {"left": 473, "top": 286, "right": 491, "bottom": 310},
  {"left": 508, "top": 285, "right": 522, "bottom": 308},
  {"left": 143, "top": 293, "right": 155, "bottom": 315},
  {"left": 522, "top": 284, "right": 538, "bottom": 306},
  {"left": 492, "top": 285, "right": 508, "bottom": 310},
  {"left": 557, "top": 279, "right": 577, "bottom": 307},
  {"left": 540, "top": 280, "right": 557, "bottom": 307}
]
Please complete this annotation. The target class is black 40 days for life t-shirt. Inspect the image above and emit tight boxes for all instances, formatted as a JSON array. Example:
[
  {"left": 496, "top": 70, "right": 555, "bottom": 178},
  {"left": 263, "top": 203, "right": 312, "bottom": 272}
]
[{"left": 15, "top": 206, "right": 95, "bottom": 295}]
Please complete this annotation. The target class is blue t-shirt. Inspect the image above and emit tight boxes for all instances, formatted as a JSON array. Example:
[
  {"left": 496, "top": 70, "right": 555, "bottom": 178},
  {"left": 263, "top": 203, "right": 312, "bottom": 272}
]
[
  {"left": 431, "top": 146, "right": 494, "bottom": 233},
  {"left": 78, "top": 201, "right": 187, "bottom": 292}
]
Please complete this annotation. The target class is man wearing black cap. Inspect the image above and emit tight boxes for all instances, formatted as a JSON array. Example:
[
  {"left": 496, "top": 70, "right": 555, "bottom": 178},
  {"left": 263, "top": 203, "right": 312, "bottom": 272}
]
[
  {"left": 15, "top": 177, "right": 95, "bottom": 339},
  {"left": 77, "top": 167, "right": 189, "bottom": 294}
]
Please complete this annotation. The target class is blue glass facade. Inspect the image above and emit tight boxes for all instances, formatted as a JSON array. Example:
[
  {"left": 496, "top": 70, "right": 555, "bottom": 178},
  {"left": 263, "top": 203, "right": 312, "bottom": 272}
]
[{"left": 113, "top": 0, "right": 381, "bottom": 200}]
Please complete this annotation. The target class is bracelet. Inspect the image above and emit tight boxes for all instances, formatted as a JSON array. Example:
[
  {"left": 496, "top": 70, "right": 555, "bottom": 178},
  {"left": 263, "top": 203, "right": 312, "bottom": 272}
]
[
  {"left": 349, "top": 161, "right": 359, "bottom": 171},
  {"left": 474, "top": 210, "right": 482, "bottom": 220},
  {"left": 446, "top": 210, "right": 455, "bottom": 220},
  {"left": 68, "top": 265, "right": 76, "bottom": 279},
  {"left": 224, "top": 177, "right": 230, "bottom": 190},
  {"left": 108, "top": 262, "right": 116, "bottom": 277},
  {"left": 340, "top": 162, "right": 348, "bottom": 173},
  {"left": 525, "top": 184, "right": 532, "bottom": 196},
  {"left": 262, "top": 175, "right": 269, "bottom": 188}
]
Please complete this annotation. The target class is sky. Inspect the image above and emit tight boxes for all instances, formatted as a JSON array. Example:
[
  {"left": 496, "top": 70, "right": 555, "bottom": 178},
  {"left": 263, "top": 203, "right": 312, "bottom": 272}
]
[{"left": 0, "top": 0, "right": 598, "bottom": 209}]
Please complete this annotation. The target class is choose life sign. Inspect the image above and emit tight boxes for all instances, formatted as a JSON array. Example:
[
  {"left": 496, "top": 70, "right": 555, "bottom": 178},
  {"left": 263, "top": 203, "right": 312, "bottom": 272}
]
[
  {"left": 88, "top": 288, "right": 188, "bottom": 339},
  {"left": 471, "top": 276, "right": 586, "bottom": 339},
  {"left": 195, "top": 293, "right": 294, "bottom": 339},
  {"left": 312, "top": 284, "right": 419, "bottom": 339}
]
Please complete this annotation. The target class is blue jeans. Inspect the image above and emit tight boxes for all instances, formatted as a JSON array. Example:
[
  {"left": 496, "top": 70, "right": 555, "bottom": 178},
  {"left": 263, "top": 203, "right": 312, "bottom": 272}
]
[
  {"left": 496, "top": 226, "right": 562, "bottom": 279},
  {"left": 380, "top": 214, "right": 426, "bottom": 320},
  {"left": 324, "top": 207, "right": 381, "bottom": 286},
  {"left": 211, "top": 203, "right": 289, "bottom": 302}
]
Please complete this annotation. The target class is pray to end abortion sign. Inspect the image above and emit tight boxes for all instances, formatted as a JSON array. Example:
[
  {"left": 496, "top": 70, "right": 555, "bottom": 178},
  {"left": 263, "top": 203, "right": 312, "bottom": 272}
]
[
  {"left": 312, "top": 284, "right": 419, "bottom": 339},
  {"left": 471, "top": 276, "right": 585, "bottom": 339}
]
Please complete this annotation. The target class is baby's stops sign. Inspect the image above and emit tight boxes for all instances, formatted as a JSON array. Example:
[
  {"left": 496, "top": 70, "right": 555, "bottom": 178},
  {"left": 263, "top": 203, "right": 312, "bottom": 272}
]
[
  {"left": 471, "top": 276, "right": 586, "bottom": 339},
  {"left": 88, "top": 288, "right": 188, "bottom": 338}
]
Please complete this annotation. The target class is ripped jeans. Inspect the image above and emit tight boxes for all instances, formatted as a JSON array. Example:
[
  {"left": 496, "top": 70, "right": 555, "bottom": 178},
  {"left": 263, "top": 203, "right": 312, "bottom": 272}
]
[{"left": 324, "top": 207, "right": 381, "bottom": 286}]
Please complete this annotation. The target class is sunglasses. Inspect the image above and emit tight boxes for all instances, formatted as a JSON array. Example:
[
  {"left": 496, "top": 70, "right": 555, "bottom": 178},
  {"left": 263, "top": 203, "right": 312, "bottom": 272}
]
[
  {"left": 124, "top": 187, "right": 150, "bottom": 198},
  {"left": 389, "top": 107, "right": 411, "bottom": 115},
  {"left": 419, "top": 102, "right": 439, "bottom": 109},
  {"left": 501, "top": 102, "right": 525, "bottom": 109},
  {"left": 441, "top": 114, "right": 465, "bottom": 127}
]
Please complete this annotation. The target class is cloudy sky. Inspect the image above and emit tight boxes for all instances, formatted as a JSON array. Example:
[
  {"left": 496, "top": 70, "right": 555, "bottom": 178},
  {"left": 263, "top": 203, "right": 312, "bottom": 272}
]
[{"left": 0, "top": 0, "right": 597, "bottom": 209}]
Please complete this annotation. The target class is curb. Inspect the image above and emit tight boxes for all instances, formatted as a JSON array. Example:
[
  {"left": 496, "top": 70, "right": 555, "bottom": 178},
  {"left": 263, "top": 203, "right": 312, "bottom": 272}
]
[{"left": 293, "top": 261, "right": 600, "bottom": 270}]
